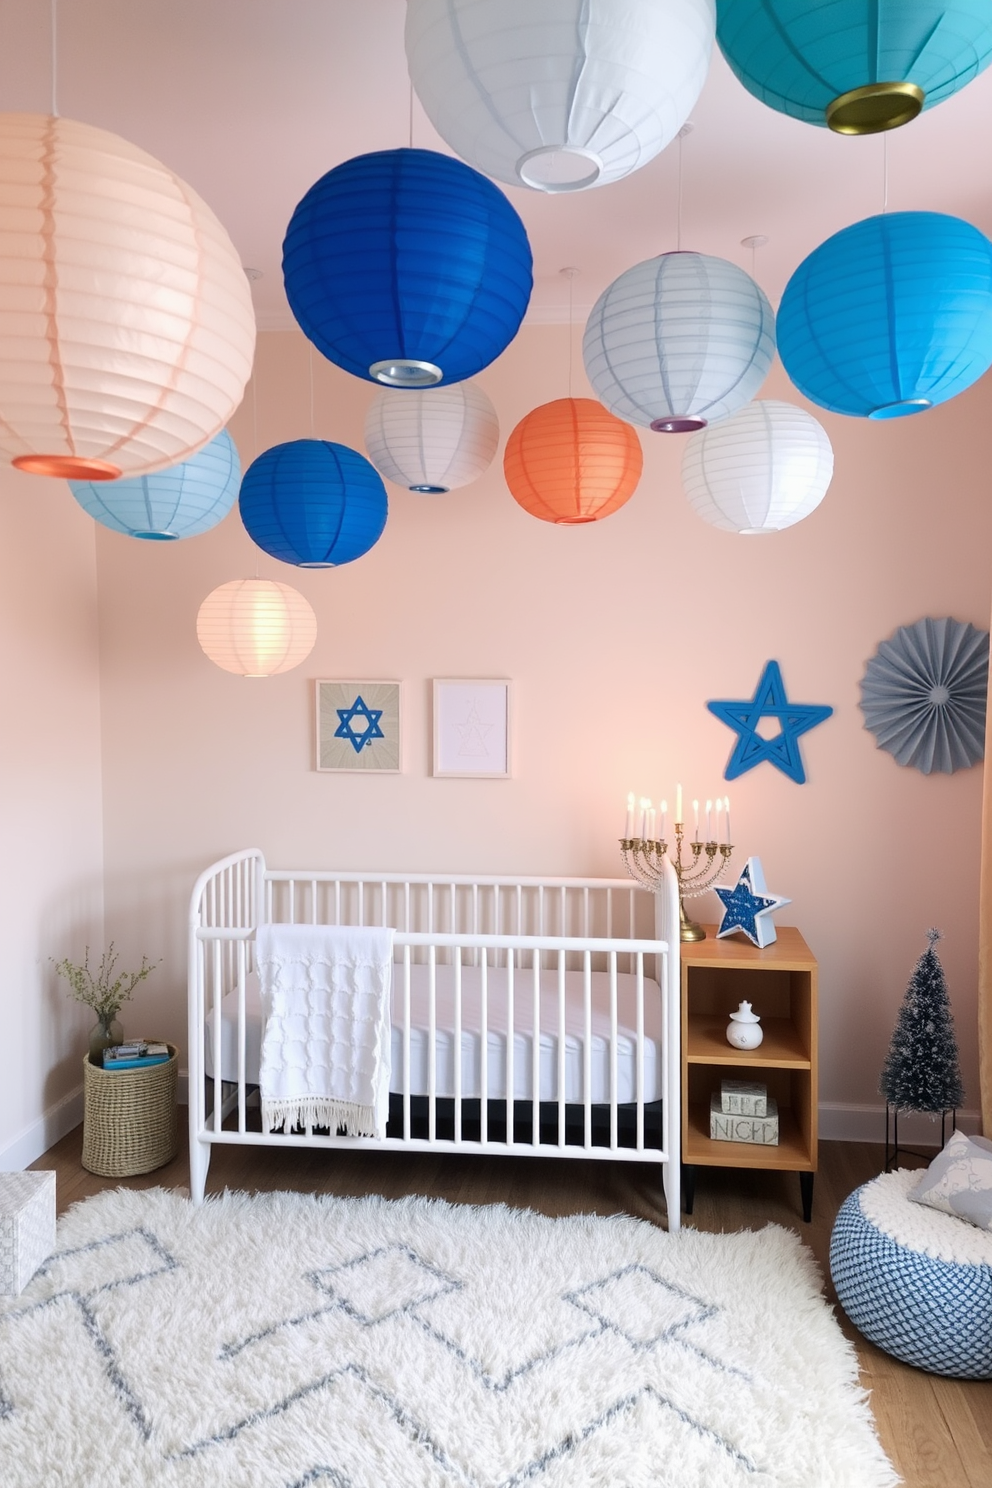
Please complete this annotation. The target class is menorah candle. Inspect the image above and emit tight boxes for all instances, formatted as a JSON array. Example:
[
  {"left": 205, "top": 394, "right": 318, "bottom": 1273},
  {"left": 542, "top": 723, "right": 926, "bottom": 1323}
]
[
  {"left": 705, "top": 799, "right": 712, "bottom": 840},
  {"left": 638, "top": 798, "right": 647, "bottom": 839},
  {"left": 676, "top": 783, "right": 683, "bottom": 822},
  {"left": 693, "top": 800, "right": 700, "bottom": 841},
  {"left": 625, "top": 793, "right": 634, "bottom": 838},
  {"left": 660, "top": 800, "right": 667, "bottom": 839},
  {"left": 725, "top": 796, "right": 731, "bottom": 843},
  {"left": 646, "top": 807, "right": 656, "bottom": 840}
]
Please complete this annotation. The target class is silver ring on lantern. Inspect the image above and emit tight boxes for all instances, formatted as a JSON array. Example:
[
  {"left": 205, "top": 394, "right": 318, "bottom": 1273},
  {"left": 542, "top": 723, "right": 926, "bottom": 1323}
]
[{"left": 859, "top": 617, "right": 990, "bottom": 774}]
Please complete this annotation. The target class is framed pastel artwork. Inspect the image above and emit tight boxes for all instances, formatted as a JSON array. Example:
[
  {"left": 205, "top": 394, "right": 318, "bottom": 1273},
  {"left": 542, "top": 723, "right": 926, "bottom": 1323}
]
[
  {"left": 433, "top": 679, "right": 511, "bottom": 778},
  {"left": 315, "top": 680, "right": 401, "bottom": 773}
]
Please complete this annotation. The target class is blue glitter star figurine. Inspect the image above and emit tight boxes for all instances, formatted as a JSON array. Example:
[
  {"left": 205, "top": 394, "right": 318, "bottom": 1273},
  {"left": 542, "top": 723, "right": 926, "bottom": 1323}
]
[
  {"left": 707, "top": 660, "right": 833, "bottom": 783},
  {"left": 714, "top": 857, "right": 791, "bottom": 948},
  {"left": 334, "top": 694, "right": 385, "bottom": 754}
]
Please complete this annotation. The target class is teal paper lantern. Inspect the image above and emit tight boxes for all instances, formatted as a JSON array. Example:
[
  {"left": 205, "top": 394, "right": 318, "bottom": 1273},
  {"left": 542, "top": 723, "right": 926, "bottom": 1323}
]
[
  {"left": 239, "top": 439, "right": 388, "bottom": 568},
  {"left": 777, "top": 212, "right": 992, "bottom": 419},
  {"left": 716, "top": 1, "right": 992, "bottom": 133},
  {"left": 68, "top": 429, "right": 240, "bottom": 540}
]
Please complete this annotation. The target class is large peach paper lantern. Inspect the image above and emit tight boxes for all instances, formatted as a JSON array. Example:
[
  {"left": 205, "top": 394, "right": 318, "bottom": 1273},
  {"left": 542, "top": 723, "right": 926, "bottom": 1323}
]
[
  {"left": 0, "top": 114, "right": 256, "bottom": 480},
  {"left": 196, "top": 579, "right": 316, "bottom": 678},
  {"left": 504, "top": 397, "right": 643, "bottom": 523}
]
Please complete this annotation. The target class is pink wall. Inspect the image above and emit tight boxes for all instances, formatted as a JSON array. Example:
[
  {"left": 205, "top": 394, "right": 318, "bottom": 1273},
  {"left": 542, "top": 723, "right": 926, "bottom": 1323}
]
[
  {"left": 94, "top": 326, "right": 992, "bottom": 1133},
  {"left": 0, "top": 467, "right": 104, "bottom": 1163}
]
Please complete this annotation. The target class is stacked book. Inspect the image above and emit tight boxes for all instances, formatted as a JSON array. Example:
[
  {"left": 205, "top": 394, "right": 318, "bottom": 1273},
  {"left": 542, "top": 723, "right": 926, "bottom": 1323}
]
[
  {"left": 709, "top": 1079, "right": 779, "bottom": 1145},
  {"left": 102, "top": 1041, "right": 170, "bottom": 1071}
]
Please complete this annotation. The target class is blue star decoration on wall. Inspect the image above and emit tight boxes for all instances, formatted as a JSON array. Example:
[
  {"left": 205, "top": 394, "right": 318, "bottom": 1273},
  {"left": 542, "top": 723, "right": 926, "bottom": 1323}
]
[
  {"left": 707, "top": 660, "right": 833, "bottom": 783},
  {"left": 334, "top": 695, "right": 385, "bottom": 754},
  {"left": 714, "top": 857, "right": 791, "bottom": 948}
]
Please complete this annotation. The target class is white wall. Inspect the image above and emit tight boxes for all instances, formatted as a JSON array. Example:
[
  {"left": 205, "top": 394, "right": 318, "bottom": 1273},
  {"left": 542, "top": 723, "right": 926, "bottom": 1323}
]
[
  {"left": 92, "top": 326, "right": 991, "bottom": 1137},
  {"left": 0, "top": 467, "right": 104, "bottom": 1166}
]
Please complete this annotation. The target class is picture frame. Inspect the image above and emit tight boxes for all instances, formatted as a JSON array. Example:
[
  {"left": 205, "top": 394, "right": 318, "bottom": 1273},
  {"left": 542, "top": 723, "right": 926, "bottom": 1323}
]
[
  {"left": 315, "top": 680, "right": 401, "bottom": 773},
  {"left": 433, "top": 678, "right": 511, "bottom": 778}
]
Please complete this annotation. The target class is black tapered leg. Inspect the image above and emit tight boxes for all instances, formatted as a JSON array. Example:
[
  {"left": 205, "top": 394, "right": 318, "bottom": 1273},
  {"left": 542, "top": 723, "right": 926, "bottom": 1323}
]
[
  {"left": 682, "top": 1163, "right": 696, "bottom": 1215},
  {"left": 799, "top": 1171, "right": 814, "bottom": 1223}
]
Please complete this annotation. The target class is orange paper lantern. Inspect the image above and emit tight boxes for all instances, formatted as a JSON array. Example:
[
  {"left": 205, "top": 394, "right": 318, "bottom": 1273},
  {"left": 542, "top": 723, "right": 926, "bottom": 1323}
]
[{"left": 503, "top": 397, "right": 642, "bottom": 523}]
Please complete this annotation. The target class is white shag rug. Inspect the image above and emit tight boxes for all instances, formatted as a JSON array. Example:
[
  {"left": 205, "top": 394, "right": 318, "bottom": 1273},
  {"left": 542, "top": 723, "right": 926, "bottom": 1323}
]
[{"left": 0, "top": 1187, "right": 897, "bottom": 1488}]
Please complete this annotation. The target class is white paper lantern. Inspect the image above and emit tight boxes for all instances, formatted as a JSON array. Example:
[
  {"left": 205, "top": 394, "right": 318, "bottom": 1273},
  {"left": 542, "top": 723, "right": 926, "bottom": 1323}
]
[
  {"left": 196, "top": 579, "right": 317, "bottom": 677},
  {"left": 681, "top": 399, "right": 833, "bottom": 533},
  {"left": 405, "top": 0, "right": 715, "bottom": 193},
  {"left": 0, "top": 114, "right": 256, "bottom": 481},
  {"left": 364, "top": 382, "right": 499, "bottom": 492},
  {"left": 584, "top": 253, "right": 775, "bottom": 432}
]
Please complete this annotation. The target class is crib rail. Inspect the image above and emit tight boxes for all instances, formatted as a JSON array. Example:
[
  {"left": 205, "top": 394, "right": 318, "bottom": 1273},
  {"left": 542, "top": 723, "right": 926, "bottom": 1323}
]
[{"left": 188, "top": 850, "right": 681, "bottom": 1227}]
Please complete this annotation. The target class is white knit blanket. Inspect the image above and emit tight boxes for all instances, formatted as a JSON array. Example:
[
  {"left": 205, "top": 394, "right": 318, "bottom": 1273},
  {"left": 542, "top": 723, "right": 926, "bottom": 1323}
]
[{"left": 256, "top": 923, "right": 394, "bottom": 1139}]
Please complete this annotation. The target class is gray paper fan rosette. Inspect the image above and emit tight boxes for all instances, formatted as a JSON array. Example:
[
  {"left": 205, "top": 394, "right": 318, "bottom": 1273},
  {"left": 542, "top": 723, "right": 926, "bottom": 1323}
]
[{"left": 859, "top": 617, "right": 989, "bottom": 774}]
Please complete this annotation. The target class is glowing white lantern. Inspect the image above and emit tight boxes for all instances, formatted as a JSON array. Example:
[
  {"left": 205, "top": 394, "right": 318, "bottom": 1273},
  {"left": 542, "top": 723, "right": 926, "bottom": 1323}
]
[
  {"left": 0, "top": 114, "right": 256, "bottom": 480},
  {"left": 681, "top": 399, "right": 834, "bottom": 533},
  {"left": 363, "top": 382, "right": 499, "bottom": 492},
  {"left": 583, "top": 252, "right": 775, "bottom": 431},
  {"left": 196, "top": 580, "right": 317, "bottom": 677},
  {"left": 405, "top": 0, "right": 715, "bottom": 193}
]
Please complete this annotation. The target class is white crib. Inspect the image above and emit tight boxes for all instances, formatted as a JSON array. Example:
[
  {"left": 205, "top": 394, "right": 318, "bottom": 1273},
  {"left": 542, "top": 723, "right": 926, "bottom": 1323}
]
[{"left": 187, "top": 849, "right": 681, "bottom": 1227}]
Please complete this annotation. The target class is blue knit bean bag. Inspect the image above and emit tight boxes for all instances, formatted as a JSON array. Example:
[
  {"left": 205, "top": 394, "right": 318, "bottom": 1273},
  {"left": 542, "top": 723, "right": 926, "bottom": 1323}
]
[{"left": 830, "top": 1169, "right": 992, "bottom": 1379}]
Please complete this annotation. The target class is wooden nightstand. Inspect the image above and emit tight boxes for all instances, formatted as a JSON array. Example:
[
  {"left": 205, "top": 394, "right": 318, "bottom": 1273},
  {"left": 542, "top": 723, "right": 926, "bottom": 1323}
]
[{"left": 680, "top": 926, "right": 818, "bottom": 1221}]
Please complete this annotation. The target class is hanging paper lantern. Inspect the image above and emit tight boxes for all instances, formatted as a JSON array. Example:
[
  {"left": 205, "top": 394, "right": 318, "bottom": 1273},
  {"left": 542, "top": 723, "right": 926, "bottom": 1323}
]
[
  {"left": 583, "top": 253, "right": 775, "bottom": 433},
  {"left": 239, "top": 439, "right": 388, "bottom": 568},
  {"left": 681, "top": 400, "right": 834, "bottom": 534},
  {"left": 504, "top": 397, "right": 642, "bottom": 523},
  {"left": 282, "top": 148, "right": 532, "bottom": 388},
  {"left": 405, "top": 0, "right": 715, "bottom": 193},
  {"left": 716, "top": 1, "right": 992, "bottom": 135},
  {"left": 197, "top": 579, "right": 317, "bottom": 678},
  {"left": 0, "top": 114, "right": 255, "bottom": 481},
  {"left": 777, "top": 212, "right": 992, "bottom": 420},
  {"left": 68, "top": 429, "right": 241, "bottom": 541},
  {"left": 364, "top": 382, "right": 499, "bottom": 493}
]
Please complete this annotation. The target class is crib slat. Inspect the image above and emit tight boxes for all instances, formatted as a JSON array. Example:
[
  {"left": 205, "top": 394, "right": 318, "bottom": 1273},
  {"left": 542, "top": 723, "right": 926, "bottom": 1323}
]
[
  {"left": 211, "top": 938, "right": 223, "bottom": 1136},
  {"left": 636, "top": 951, "right": 645, "bottom": 1152},
  {"left": 610, "top": 956, "right": 619, "bottom": 1151},
  {"left": 480, "top": 949, "right": 488, "bottom": 1145},
  {"left": 237, "top": 938, "right": 247, "bottom": 1133},
  {"left": 506, "top": 953, "right": 514, "bottom": 1148},
  {"left": 454, "top": 949, "right": 462, "bottom": 1143},
  {"left": 402, "top": 946, "right": 411, "bottom": 1141},
  {"left": 583, "top": 950, "right": 592, "bottom": 1148},
  {"left": 428, "top": 945, "right": 436, "bottom": 1143},
  {"left": 557, "top": 950, "right": 566, "bottom": 1147},
  {"left": 531, "top": 952, "right": 540, "bottom": 1146}
]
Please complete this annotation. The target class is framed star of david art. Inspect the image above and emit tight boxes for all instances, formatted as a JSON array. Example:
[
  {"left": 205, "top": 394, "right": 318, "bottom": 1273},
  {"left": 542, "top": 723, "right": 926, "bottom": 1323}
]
[
  {"left": 316, "top": 680, "right": 401, "bottom": 773},
  {"left": 433, "top": 679, "right": 511, "bottom": 778}
]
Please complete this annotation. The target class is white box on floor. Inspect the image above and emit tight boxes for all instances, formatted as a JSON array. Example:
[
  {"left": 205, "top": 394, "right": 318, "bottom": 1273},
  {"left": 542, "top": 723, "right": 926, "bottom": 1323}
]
[{"left": 0, "top": 1170, "right": 56, "bottom": 1296}]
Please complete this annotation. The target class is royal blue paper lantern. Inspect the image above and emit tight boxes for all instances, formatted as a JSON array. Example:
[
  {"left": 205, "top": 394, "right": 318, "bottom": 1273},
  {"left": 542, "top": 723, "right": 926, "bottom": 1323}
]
[
  {"left": 777, "top": 212, "right": 992, "bottom": 420},
  {"left": 282, "top": 148, "right": 533, "bottom": 388},
  {"left": 239, "top": 439, "right": 388, "bottom": 568},
  {"left": 716, "top": 1, "right": 992, "bottom": 134},
  {"left": 69, "top": 429, "right": 240, "bottom": 540}
]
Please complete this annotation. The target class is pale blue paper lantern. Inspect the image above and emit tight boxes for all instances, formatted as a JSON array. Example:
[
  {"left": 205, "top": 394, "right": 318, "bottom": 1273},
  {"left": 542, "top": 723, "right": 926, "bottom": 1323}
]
[
  {"left": 583, "top": 252, "right": 775, "bottom": 432},
  {"left": 777, "top": 212, "right": 992, "bottom": 420},
  {"left": 716, "top": 1, "right": 992, "bottom": 134},
  {"left": 69, "top": 429, "right": 241, "bottom": 540}
]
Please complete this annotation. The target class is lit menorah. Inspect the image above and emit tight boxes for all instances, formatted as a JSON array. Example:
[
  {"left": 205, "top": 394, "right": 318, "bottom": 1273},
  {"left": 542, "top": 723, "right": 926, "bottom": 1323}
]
[{"left": 619, "top": 786, "right": 733, "bottom": 942}]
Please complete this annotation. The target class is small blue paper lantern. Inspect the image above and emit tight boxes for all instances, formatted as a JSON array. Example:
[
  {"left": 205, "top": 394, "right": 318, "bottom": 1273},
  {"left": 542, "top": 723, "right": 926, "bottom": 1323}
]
[
  {"left": 239, "top": 439, "right": 388, "bottom": 568},
  {"left": 716, "top": 1, "right": 992, "bottom": 134},
  {"left": 68, "top": 429, "right": 240, "bottom": 540},
  {"left": 777, "top": 212, "right": 992, "bottom": 420},
  {"left": 282, "top": 147, "right": 533, "bottom": 388}
]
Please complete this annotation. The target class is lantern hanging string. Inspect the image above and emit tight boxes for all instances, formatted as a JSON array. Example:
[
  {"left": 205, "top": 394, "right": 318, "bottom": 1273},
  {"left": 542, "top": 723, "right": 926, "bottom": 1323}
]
[
  {"left": 308, "top": 343, "right": 315, "bottom": 439},
  {"left": 50, "top": 0, "right": 58, "bottom": 117},
  {"left": 567, "top": 268, "right": 575, "bottom": 399},
  {"left": 882, "top": 132, "right": 889, "bottom": 214},
  {"left": 677, "top": 128, "right": 683, "bottom": 252},
  {"left": 409, "top": 79, "right": 414, "bottom": 149}
]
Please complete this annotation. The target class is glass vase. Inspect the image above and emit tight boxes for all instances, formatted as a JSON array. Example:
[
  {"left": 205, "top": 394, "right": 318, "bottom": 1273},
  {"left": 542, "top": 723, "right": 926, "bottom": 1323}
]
[{"left": 89, "top": 1012, "right": 123, "bottom": 1061}]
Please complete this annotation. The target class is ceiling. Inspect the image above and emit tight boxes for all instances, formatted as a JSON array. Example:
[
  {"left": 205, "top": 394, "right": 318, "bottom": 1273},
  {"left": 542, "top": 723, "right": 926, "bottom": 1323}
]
[{"left": 3, "top": 0, "right": 992, "bottom": 329}]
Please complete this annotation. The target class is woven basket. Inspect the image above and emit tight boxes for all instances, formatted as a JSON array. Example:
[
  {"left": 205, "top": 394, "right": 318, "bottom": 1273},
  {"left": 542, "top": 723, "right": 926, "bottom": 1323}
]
[{"left": 82, "top": 1045, "right": 179, "bottom": 1178}]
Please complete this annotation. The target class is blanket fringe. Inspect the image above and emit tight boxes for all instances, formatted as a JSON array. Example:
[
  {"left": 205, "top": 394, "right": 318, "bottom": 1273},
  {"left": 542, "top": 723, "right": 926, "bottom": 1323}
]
[{"left": 261, "top": 1096, "right": 380, "bottom": 1139}]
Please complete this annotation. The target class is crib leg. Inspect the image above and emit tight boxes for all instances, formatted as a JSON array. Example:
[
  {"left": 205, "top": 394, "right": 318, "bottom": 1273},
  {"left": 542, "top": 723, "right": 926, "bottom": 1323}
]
[
  {"left": 189, "top": 1135, "right": 211, "bottom": 1205},
  {"left": 663, "top": 1161, "right": 681, "bottom": 1233}
]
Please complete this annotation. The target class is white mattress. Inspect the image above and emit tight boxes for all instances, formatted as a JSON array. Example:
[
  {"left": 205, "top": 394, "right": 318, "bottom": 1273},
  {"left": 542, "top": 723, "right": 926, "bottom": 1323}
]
[{"left": 204, "top": 962, "right": 663, "bottom": 1104}]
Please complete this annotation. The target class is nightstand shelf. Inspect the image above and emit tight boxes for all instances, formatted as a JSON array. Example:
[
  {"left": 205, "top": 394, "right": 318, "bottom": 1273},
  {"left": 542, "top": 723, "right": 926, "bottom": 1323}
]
[{"left": 680, "top": 926, "right": 818, "bottom": 1221}]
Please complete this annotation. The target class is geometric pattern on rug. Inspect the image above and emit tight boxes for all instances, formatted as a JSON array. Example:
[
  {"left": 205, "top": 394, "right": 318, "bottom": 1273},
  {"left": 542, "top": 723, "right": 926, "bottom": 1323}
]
[{"left": 0, "top": 1188, "right": 899, "bottom": 1488}]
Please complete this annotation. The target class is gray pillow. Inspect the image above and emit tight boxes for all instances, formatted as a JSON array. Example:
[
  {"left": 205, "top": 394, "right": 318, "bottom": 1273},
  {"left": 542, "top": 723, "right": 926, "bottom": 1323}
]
[{"left": 908, "top": 1129, "right": 992, "bottom": 1231}]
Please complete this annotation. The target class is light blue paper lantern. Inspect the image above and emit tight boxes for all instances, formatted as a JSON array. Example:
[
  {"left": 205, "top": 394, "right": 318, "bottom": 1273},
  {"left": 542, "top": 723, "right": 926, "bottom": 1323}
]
[
  {"left": 777, "top": 212, "right": 992, "bottom": 420},
  {"left": 239, "top": 439, "right": 388, "bottom": 568},
  {"left": 716, "top": 1, "right": 992, "bottom": 134},
  {"left": 68, "top": 429, "right": 240, "bottom": 540},
  {"left": 282, "top": 147, "right": 533, "bottom": 388}
]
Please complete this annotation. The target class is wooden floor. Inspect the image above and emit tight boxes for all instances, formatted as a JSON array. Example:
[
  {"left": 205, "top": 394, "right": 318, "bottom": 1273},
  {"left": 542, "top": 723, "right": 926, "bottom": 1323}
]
[{"left": 34, "top": 1129, "right": 992, "bottom": 1487}]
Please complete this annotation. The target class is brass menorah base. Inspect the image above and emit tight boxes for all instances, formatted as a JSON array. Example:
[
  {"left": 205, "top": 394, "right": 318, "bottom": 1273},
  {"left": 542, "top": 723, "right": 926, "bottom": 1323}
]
[{"left": 620, "top": 826, "right": 733, "bottom": 941}]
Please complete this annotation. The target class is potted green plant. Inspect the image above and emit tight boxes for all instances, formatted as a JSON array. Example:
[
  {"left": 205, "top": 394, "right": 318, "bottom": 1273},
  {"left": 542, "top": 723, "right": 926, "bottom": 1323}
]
[{"left": 54, "top": 944, "right": 158, "bottom": 1060}]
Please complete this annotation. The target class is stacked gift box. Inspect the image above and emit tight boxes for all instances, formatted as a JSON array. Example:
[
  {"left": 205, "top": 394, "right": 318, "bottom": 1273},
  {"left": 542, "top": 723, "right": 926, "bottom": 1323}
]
[
  {"left": 709, "top": 1079, "right": 779, "bottom": 1145},
  {"left": 102, "top": 1041, "right": 170, "bottom": 1071}
]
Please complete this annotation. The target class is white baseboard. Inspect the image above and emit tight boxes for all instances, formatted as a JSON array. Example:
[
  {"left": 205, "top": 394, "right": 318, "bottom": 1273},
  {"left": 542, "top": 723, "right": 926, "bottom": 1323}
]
[
  {"left": 0, "top": 1085, "right": 85, "bottom": 1171},
  {"left": 819, "top": 1101, "right": 981, "bottom": 1145}
]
